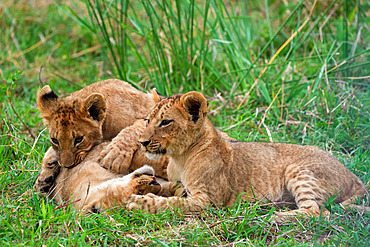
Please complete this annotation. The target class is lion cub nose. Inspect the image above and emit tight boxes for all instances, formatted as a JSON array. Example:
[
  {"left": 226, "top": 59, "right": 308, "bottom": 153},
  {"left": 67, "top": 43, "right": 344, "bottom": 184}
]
[{"left": 140, "top": 140, "right": 151, "bottom": 147}]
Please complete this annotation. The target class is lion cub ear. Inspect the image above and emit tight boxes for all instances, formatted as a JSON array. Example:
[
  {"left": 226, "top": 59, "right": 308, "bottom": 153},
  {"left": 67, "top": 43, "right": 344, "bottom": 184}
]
[
  {"left": 37, "top": 85, "right": 59, "bottom": 117},
  {"left": 81, "top": 93, "right": 106, "bottom": 123},
  {"left": 180, "top": 91, "right": 208, "bottom": 123},
  {"left": 151, "top": 88, "right": 164, "bottom": 103}
]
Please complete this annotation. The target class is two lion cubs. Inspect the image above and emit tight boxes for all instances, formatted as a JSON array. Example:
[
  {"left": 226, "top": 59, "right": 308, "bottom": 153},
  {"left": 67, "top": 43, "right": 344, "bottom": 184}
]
[{"left": 35, "top": 80, "right": 368, "bottom": 218}]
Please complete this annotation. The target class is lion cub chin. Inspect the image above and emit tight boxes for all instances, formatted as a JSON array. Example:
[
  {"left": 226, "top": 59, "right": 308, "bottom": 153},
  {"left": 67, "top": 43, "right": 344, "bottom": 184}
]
[{"left": 126, "top": 91, "right": 369, "bottom": 220}]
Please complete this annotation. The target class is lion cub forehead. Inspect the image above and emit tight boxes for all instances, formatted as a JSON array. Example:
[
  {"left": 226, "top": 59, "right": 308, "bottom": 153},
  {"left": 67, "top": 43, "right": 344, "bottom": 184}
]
[
  {"left": 49, "top": 101, "right": 84, "bottom": 127},
  {"left": 53, "top": 107, "right": 77, "bottom": 123},
  {"left": 50, "top": 98, "right": 80, "bottom": 114},
  {"left": 55, "top": 106, "right": 76, "bottom": 116},
  {"left": 54, "top": 99, "right": 84, "bottom": 117},
  {"left": 148, "top": 95, "right": 182, "bottom": 120}
]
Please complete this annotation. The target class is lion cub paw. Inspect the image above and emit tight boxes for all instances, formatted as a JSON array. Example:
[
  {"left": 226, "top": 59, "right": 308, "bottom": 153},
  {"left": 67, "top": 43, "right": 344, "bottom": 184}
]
[
  {"left": 34, "top": 147, "right": 60, "bottom": 194},
  {"left": 84, "top": 166, "right": 161, "bottom": 213},
  {"left": 99, "top": 120, "right": 146, "bottom": 174},
  {"left": 126, "top": 193, "right": 160, "bottom": 214},
  {"left": 173, "top": 181, "right": 188, "bottom": 198},
  {"left": 98, "top": 140, "right": 136, "bottom": 174},
  {"left": 159, "top": 181, "right": 188, "bottom": 197}
]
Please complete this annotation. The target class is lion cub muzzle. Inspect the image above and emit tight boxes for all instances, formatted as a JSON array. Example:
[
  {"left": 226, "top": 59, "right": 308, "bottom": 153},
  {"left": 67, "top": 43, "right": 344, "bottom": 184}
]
[
  {"left": 59, "top": 150, "right": 75, "bottom": 168},
  {"left": 139, "top": 138, "right": 166, "bottom": 155}
]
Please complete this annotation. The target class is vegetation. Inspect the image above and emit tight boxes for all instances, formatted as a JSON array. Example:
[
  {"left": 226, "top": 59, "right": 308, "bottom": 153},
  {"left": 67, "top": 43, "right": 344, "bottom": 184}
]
[{"left": 1, "top": 0, "right": 369, "bottom": 245}]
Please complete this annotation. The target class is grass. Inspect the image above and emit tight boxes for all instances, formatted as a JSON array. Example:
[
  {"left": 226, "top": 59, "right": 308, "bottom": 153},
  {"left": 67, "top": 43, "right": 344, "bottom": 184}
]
[{"left": 0, "top": 0, "right": 369, "bottom": 245}]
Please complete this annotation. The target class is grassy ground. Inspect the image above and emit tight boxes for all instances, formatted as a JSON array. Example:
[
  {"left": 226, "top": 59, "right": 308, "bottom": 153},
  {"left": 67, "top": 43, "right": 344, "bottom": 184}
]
[{"left": 1, "top": 0, "right": 369, "bottom": 245}]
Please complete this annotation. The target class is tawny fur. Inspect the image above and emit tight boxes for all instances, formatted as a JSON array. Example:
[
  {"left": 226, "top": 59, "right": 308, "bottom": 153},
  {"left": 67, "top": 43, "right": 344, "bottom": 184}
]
[
  {"left": 40, "top": 141, "right": 170, "bottom": 211},
  {"left": 35, "top": 79, "right": 168, "bottom": 193},
  {"left": 128, "top": 91, "right": 369, "bottom": 219},
  {"left": 37, "top": 79, "right": 154, "bottom": 168},
  {"left": 35, "top": 121, "right": 168, "bottom": 194}
]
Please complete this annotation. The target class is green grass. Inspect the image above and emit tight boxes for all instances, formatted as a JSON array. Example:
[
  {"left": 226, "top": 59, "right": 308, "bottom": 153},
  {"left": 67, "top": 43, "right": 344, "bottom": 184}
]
[{"left": 1, "top": 0, "right": 369, "bottom": 245}]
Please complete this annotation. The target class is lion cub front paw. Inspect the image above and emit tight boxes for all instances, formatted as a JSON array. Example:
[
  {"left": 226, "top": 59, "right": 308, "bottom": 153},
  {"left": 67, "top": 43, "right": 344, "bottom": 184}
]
[
  {"left": 126, "top": 193, "right": 159, "bottom": 213},
  {"left": 34, "top": 148, "right": 60, "bottom": 194},
  {"left": 99, "top": 120, "right": 146, "bottom": 174},
  {"left": 84, "top": 166, "right": 161, "bottom": 213},
  {"left": 98, "top": 141, "right": 136, "bottom": 174}
]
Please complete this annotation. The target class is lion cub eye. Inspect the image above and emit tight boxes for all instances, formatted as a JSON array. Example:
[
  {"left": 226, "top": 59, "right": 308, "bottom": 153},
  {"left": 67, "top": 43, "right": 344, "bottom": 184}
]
[
  {"left": 159, "top": 120, "right": 173, "bottom": 127},
  {"left": 144, "top": 118, "right": 150, "bottom": 126},
  {"left": 74, "top": 136, "right": 84, "bottom": 145},
  {"left": 51, "top": 138, "right": 59, "bottom": 146}
]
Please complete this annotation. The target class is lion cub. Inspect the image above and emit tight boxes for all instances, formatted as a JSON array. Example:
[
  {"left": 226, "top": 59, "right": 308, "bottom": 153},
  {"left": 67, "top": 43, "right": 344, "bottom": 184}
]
[
  {"left": 35, "top": 79, "right": 168, "bottom": 193},
  {"left": 127, "top": 91, "right": 368, "bottom": 218}
]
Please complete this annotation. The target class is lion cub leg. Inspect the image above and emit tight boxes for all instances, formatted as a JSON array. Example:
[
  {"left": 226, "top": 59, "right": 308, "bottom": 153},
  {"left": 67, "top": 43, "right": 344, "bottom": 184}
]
[
  {"left": 99, "top": 119, "right": 146, "bottom": 174},
  {"left": 34, "top": 147, "right": 60, "bottom": 194},
  {"left": 275, "top": 166, "right": 329, "bottom": 220},
  {"left": 126, "top": 189, "right": 210, "bottom": 214},
  {"left": 83, "top": 165, "right": 161, "bottom": 212}
]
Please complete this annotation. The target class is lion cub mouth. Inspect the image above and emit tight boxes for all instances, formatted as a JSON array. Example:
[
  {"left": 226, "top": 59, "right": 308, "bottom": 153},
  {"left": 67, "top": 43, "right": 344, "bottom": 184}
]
[{"left": 142, "top": 144, "right": 167, "bottom": 160}]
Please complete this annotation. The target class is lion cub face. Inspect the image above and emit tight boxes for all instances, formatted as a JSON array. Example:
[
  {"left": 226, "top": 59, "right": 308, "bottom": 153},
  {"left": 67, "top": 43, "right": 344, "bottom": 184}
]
[
  {"left": 37, "top": 86, "right": 106, "bottom": 168},
  {"left": 140, "top": 91, "right": 208, "bottom": 158}
]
